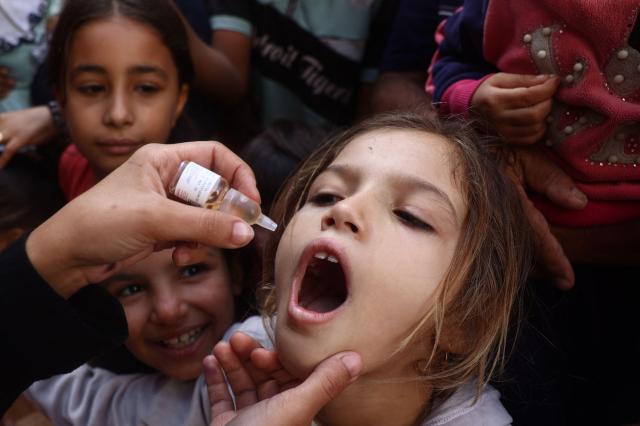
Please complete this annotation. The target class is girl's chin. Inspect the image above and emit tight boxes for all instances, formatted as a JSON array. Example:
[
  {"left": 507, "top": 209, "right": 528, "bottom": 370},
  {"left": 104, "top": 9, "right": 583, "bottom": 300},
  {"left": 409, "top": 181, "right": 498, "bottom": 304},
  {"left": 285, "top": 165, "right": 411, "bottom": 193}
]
[{"left": 276, "top": 333, "right": 333, "bottom": 379}]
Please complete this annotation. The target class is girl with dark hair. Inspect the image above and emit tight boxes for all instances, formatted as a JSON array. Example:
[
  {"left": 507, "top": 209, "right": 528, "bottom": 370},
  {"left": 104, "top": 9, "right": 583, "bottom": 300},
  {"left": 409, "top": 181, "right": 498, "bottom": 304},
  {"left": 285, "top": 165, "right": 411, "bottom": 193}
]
[{"left": 48, "top": 0, "right": 193, "bottom": 200}]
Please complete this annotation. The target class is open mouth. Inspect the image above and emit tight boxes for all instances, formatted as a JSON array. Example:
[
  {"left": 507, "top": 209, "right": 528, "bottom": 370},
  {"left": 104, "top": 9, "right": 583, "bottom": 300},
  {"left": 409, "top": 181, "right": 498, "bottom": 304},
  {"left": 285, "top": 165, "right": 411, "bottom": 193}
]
[
  {"left": 159, "top": 324, "right": 207, "bottom": 349},
  {"left": 298, "top": 250, "right": 348, "bottom": 313}
]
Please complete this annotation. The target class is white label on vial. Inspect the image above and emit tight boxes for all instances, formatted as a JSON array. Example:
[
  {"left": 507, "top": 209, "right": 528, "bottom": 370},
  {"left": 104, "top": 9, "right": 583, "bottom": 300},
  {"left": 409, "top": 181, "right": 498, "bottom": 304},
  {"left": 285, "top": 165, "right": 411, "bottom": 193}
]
[{"left": 173, "top": 162, "right": 221, "bottom": 206}]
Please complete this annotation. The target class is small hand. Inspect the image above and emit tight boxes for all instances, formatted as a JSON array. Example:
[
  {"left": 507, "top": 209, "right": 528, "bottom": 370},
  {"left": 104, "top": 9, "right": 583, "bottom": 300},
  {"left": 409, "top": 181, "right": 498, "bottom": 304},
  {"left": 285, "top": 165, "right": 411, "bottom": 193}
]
[
  {"left": 0, "top": 106, "right": 57, "bottom": 168},
  {"left": 204, "top": 332, "right": 361, "bottom": 426},
  {"left": 472, "top": 73, "right": 560, "bottom": 145},
  {"left": 504, "top": 146, "right": 587, "bottom": 289}
]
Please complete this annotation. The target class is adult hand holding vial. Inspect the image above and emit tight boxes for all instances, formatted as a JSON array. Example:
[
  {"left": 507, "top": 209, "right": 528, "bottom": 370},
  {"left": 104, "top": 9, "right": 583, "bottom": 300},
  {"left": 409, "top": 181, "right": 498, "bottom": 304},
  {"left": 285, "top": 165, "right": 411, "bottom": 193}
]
[{"left": 171, "top": 161, "right": 277, "bottom": 231}]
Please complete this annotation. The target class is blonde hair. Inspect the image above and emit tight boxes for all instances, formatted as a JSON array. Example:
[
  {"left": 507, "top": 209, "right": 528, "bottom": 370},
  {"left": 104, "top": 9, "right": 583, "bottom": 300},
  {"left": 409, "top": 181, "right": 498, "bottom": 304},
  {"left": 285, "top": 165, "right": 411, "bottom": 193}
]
[{"left": 258, "top": 111, "right": 532, "bottom": 397}]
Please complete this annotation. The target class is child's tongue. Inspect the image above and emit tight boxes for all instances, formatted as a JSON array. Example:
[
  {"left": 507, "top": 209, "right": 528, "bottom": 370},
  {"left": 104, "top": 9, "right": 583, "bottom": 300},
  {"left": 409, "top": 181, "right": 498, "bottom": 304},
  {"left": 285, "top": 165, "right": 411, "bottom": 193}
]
[{"left": 299, "top": 258, "right": 347, "bottom": 313}]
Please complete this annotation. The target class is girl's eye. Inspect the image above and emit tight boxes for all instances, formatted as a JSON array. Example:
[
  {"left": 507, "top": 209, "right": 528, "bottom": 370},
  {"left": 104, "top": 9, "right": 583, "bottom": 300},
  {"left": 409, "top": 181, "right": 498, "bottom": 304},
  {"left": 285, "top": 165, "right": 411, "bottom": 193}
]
[
  {"left": 394, "top": 210, "right": 433, "bottom": 231},
  {"left": 78, "top": 84, "right": 105, "bottom": 95},
  {"left": 136, "top": 84, "right": 160, "bottom": 94},
  {"left": 180, "top": 263, "right": 207, "bottom": 278},
  {"left": 307, "top": 192, "right": 342, "bottom": 206},
  {"left": 118, "top": 283, "right": 144, "bottom": 298}
]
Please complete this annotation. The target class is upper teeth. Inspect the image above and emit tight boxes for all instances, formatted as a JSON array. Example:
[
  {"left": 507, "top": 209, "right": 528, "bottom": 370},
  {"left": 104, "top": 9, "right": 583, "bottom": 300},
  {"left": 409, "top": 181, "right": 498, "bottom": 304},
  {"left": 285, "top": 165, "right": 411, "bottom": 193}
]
[
  {"left": 162, "top": 326, "right": 203, "bottom": 348},
  {"left": 314, "top": 252, "right": 339, "bottom": 263}
]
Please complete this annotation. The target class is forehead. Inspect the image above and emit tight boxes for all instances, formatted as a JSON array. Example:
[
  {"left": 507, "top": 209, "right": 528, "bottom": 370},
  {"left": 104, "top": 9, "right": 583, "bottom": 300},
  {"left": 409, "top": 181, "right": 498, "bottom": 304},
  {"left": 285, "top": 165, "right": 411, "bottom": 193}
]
[
  {"left": 329, "top": 128, "right": 467, "bottom": 219},
  {"left": 337, "top": 128, "right": 458, "bottom": 181},
  {"left": 67, "top": 15, "right": 174, "bottom": 70}
]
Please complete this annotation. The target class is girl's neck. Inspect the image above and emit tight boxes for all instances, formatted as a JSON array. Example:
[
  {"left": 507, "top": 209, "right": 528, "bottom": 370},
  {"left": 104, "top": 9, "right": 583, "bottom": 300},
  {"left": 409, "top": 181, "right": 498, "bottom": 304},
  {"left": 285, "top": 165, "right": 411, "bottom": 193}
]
[{"left": 317, "top": 368, "right": 432, "bottom": 426}]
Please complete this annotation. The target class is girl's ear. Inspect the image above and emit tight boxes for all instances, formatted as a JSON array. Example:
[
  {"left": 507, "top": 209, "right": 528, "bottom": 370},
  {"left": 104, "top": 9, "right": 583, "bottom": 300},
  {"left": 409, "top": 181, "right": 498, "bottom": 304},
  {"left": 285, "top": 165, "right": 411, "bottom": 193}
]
[{"left": 172, "top": 83, "right": 189, "bottom": 126}]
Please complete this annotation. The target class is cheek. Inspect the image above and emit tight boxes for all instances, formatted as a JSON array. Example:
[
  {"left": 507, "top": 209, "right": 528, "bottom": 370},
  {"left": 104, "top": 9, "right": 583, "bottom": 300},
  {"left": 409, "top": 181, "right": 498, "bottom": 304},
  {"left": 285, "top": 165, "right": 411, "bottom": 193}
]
[
  {"left": 199, "top": 278, "right": 237, "bottom": 319},
  {"left": 145, "top": 91, "right": 183, "bottom": 132}
]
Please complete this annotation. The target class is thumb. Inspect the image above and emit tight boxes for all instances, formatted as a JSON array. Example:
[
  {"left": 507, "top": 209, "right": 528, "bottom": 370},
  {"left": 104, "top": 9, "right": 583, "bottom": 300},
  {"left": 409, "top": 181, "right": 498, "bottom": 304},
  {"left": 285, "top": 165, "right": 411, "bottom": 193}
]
[
  {"left": 155, "top": 199, "right": 255, "bottom": 248},
  {"left": 284, "top": 352, "right": 361, "bottom": 418},
  {"left": 520, "top": 148, "right": 587, "bottom": 209}
]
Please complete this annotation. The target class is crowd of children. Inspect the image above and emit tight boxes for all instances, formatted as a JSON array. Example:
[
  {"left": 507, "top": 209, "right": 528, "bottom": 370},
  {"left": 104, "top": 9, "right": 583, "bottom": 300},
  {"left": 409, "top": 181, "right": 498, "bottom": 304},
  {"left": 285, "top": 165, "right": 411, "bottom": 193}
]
[{"left": 0, "top": 0, "right": 638, "bottom": 425}]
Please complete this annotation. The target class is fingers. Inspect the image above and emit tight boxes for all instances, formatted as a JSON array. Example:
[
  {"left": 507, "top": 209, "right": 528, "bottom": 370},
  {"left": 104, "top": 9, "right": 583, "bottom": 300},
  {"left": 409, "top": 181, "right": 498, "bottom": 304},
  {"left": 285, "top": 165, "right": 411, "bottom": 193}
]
[
  {"left": 213, "top": 341, "right": 259, "bottom": 409},
  {"left": 283, "top": 352, "right": 361, "bottom": 417},
  {"left": 518, "top": 190, "right": 575, "bottom": 289},
  {"left": 203, "top": 355, "right": 236, "bottom": 422},
  {"left": 143, "top": 141, "right": 259, "bottom": 204},
  {"left": 472, "top": 74, "right": 559, "bottom": 144},
  {"left": 503, "top": 76, "right": 559, "bottom": 108},
  {"left": 228, "top": 333, "right": 298, "bottom": 399},
  {"left": 519, "top": 148, "right": 587, "bottom": 209},
  {"left": 0, "top": 135, "right": 19, "bottom": 168},
  {"left": 500, "top": 98, "right": 553, "bottom": 127},
  {"left": 250, "top": 349, "right": 295, "bottom": 386},
  {"left": 153, "top": 200, "right": 254, "bottom": 248}
]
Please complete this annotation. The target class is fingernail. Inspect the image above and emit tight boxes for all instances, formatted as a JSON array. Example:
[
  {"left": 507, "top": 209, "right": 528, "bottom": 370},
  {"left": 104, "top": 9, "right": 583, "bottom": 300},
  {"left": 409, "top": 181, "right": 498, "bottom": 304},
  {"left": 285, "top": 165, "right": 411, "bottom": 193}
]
[
  {"left": 232, "top": 221, "right": 254, "bottom": 245},
  {"left": 535, "top": 74, "right": 550, "bottom": 81},
  {"left": 340, "top": 353, "right": 362, "bottom": 378},
  {"left": 570, "top": 187, "right": 587, "bottom": 207}
]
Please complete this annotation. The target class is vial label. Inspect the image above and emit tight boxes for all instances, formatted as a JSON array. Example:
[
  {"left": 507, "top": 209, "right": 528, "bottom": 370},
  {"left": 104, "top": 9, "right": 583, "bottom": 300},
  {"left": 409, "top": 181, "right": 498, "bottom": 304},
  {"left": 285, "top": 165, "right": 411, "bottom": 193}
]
[{"left": 173, "top": 162, "right": 221, "bottom": 206}]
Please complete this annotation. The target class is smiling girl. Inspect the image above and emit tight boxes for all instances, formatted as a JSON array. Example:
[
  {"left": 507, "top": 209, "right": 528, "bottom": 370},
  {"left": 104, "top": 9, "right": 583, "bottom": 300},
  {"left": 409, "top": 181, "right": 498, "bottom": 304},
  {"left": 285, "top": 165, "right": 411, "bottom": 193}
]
[
  {"left": 25, "top": 246, "right": 267, "bottom": 425},
  {"left": 207, "top": 112, "right": 534, "bottom": 425},
  {"left": 48, "top": 0, "right": 192, "bottom": 200}
]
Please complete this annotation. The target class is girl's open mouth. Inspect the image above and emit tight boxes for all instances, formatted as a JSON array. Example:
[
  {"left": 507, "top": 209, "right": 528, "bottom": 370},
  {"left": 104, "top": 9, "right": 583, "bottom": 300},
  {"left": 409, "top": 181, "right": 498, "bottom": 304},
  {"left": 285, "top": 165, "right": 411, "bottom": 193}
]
[{"left": 288, "top": 240, "right": 350, "bottom": 324}]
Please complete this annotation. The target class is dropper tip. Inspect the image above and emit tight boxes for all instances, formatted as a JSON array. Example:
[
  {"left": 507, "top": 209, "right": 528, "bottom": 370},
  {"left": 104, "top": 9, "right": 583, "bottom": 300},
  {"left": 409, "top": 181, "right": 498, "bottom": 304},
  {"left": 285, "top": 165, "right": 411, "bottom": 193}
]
[{"left": 256, "top": 214, "right": 278, "bottom": 232}]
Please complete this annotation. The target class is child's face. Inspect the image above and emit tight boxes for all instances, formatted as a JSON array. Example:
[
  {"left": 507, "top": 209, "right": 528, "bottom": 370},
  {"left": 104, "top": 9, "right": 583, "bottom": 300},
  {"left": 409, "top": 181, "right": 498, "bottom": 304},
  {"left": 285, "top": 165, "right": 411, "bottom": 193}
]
[
  {"left": 102, "top": 248, "right": 239, "bottom": 380},
  {"left": 62, "top": 15, "right": 188, "bottom": 178},
  {"left": 274, "top": 129, "right": 467, "bottom": 379}
]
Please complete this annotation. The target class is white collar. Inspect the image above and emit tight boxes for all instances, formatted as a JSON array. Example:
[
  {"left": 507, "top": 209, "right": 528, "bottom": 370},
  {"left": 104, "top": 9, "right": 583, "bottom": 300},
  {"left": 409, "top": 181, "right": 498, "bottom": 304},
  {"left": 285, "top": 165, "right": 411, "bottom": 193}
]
[{"left": 0, "top": 0, "right": 48, "bottom": 49}]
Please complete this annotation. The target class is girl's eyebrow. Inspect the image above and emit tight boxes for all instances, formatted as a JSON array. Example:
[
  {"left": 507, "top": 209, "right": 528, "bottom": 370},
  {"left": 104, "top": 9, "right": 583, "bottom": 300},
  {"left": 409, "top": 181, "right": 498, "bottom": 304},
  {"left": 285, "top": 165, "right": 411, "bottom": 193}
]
[
  {"left": 69, "top": 64, "right": 106, "bottom": 78},
  {"left": 69, "top": 64, "right": 168, "bottom": 79},
  {"left": 325, "top": 163, "right": 458, "bottom": 219},
  {"left": 128, "top": 65, "right": 168, "bottom": 79}
]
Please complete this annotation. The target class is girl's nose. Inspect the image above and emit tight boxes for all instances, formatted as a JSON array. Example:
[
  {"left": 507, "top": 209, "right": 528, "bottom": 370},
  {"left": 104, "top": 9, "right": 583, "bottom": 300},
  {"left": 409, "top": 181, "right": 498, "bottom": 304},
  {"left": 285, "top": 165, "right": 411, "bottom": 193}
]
[
  {"left": 104, "top": 91, "right": 133, "bottom": 127},
  {"left": 150, "top": 292, "right": 188, "bottom": 324},
  {"left": 321, "top": 198, "right": 363, "bottom": 235}
]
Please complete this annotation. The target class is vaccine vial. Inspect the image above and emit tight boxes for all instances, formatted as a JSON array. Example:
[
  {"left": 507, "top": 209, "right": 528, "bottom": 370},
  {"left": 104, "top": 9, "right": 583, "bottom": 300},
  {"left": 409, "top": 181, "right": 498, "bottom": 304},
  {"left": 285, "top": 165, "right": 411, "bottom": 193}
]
[{"left": 169, "top": 161, "right": 277, "bottom": 232}]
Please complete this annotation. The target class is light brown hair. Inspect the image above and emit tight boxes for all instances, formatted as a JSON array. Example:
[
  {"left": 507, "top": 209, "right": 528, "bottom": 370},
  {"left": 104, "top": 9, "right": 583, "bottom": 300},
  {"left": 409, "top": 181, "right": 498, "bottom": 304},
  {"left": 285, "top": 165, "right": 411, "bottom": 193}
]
[{"left": 259, "top": 111, "right": 533, "bottom": 396}]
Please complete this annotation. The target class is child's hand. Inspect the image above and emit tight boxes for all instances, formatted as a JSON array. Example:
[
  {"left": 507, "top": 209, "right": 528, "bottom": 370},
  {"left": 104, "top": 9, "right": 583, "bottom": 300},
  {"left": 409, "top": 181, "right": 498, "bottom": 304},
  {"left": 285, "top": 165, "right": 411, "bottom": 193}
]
[
  {"left": 472, "top": 73, "right": 560, "bottom": 145},
  {"left": 0, "top": 106, "right": 57, "bottom": 168},
  {"left": 503, "top": 145, "right": 588, "bottom": 289},
  {"left": 204, "top": 332, "right": 361, "bottom": 426}
]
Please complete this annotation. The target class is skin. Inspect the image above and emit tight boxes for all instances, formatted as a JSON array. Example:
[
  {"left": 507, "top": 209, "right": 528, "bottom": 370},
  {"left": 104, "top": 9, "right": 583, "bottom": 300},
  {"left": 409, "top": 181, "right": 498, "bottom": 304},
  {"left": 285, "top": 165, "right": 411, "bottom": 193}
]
[
  {"left": 102, "top": 247, "right": 240, "bottom": 380},
  {"left": 472, "top": 73, "right": 588, "bottom": 287},
  {"left": 0, "top": 106, "right": 56, "bottom": 168},
  {"left": 471, "top": 73, "right": 559, "bottom": 145},
  {"left": 61, "top": 15, "right": 188, "bottom": 179},
  {"left": 204, "top": 333, "right": 362, "bottom": 426},
  {"left": 26, "top": 141, "right": 258, "bottom": 299},
  {"left": 273, "top": 130, "right": 467, "bottom": 426}
]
